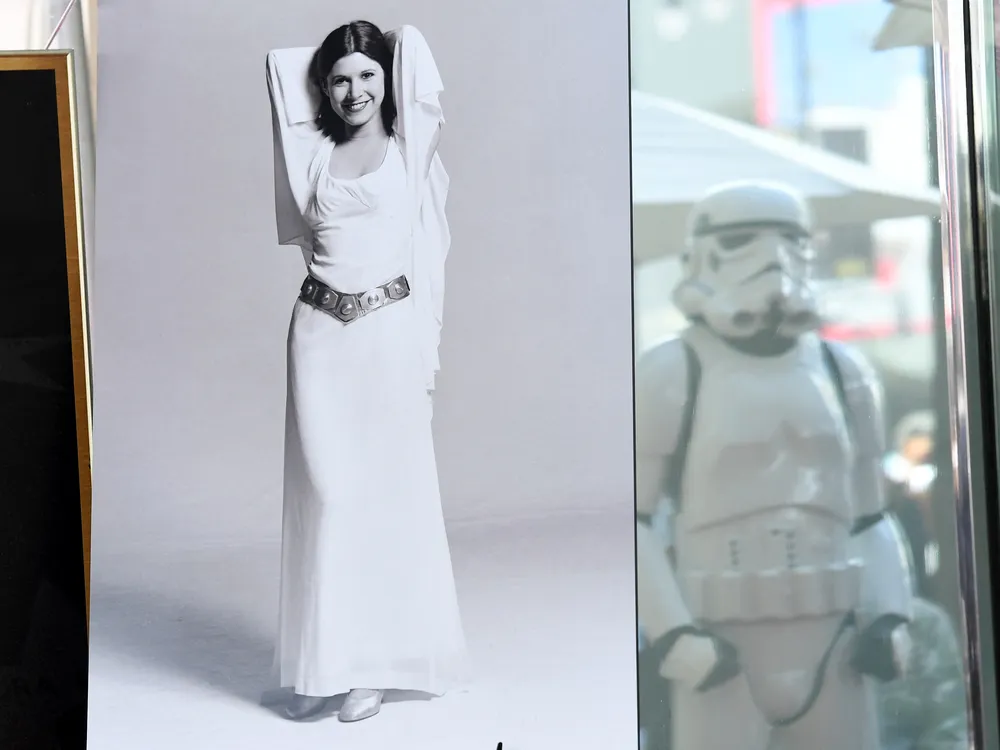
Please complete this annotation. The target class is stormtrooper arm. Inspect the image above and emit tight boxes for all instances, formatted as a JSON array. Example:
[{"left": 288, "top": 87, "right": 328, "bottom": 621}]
[
  {"left": 634, "top": 340, "right": 694, "bottom": 640},
  {"left": 833, "top": 343, "right": 912, "bottom": 625},
  {"left": 636, "top": 456, "right": 693, "bottom": 642},
  {"left": 850, "top": 457, "right": 914, "bottom": 681},
  {"left": 637, "top": 458, "right": 736, "bottom": 690},
  {"left": 831, "top": 342, "right": 913, "bottom": 679},
  {"left": 851, "top": 458, "right": 913, "bottom": 626},
  {"left": 635, "top": 340, "right": 739, "bottom": 690}
]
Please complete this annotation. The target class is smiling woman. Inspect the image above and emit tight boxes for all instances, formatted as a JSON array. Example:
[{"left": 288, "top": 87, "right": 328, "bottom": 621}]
[
  {"left": 311, "top": 22, "right": 396, "bottom": 146},
  {"left": 88, "top": 0, "right": 637, "bottom": 745},
  {"left": 265, "top": 21, "right": 470, "bottom": 726}
]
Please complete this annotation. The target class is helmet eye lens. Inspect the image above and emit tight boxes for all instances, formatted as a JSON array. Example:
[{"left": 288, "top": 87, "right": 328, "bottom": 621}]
[{"left": 716, "top": 231, "right": 757, "bottom": 251}]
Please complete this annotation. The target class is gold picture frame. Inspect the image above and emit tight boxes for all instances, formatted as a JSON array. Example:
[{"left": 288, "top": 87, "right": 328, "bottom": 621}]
[{"left": 0, "top": 51, "right": 92, "bottom": 624}]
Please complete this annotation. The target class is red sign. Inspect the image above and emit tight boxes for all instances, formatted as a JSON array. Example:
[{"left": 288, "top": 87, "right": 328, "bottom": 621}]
[{"left": 751, "top": 0, "right": 868, "bottom": 125}]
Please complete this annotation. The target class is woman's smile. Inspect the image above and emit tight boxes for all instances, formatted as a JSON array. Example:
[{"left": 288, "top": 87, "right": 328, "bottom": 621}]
[{"left": 344, "top": 99, "right": 371, "bottom": 113}]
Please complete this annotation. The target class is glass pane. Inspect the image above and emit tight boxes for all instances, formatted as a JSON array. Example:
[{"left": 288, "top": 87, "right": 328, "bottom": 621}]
[
  {"left": 957, "top": 0, "right": 1000, "bottom": 744},
  {"left": 0, "top": 50, "right": 90, "bottom": 748},
  {"left": 631, "top": 1, "right": 983, "bottom": 747},
  {"left": 0, "top": 0, "right": 95, "bottom": 293}
]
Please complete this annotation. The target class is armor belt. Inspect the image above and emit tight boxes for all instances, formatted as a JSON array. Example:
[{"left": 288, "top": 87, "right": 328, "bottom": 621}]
[
  {"left": 299, "top": 274, "right": 410, "bottom": 324},
  {"left": 681, "top": 560, "right": 863, "bottom": 623}
]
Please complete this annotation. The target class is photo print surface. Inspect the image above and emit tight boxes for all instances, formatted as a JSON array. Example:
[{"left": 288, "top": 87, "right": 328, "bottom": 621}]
[{"left": 88, "top": 1, "right": 636, "bottom": 749}]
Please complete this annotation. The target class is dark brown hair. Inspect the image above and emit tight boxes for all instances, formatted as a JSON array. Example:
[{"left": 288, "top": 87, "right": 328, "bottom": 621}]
[{"left": 309, "top": 20, "right": 396, "bottom": 141}]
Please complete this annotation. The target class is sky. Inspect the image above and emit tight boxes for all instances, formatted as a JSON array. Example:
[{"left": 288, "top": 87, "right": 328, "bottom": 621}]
[{"left": 770, "top": 0, "right": 924, "bottom": 128}]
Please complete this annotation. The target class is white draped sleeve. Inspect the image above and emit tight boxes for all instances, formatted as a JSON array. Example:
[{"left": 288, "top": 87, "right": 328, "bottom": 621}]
[
  {"left": 266, "top": 27, "right": 449, "bottom": 390},
  {"left": 386, "top": 25, "right": 450, "bottom": 392},
  {"left": 265, "top": 46, "right": 325, "bottom": 256}
]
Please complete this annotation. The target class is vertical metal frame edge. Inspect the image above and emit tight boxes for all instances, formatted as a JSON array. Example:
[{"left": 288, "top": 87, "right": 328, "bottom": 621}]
[{"left": 932, "top": 0, "right": 1000, "bottom": 745}]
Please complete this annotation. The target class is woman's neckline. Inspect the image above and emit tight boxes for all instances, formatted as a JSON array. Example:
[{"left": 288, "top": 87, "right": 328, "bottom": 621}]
[{"left": 326, "top": 134, "right": 393, "bottom": 183}]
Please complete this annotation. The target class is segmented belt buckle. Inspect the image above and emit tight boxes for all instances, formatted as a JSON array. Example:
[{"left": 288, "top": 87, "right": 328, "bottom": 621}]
[{"left": 300, "top": 275, "right": 410, "bottom": 325}]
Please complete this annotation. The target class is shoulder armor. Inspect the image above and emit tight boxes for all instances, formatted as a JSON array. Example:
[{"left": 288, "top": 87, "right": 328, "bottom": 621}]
[
  {"left": 636, "top": 337, "right": 691, "bottom": 459},
  {"left": 822, "top": 340, "right": 886, "bottom": 458}
]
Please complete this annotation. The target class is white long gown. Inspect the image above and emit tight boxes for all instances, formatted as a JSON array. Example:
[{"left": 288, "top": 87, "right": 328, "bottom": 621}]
[{"left": 266, "top": 27, "right": 470, "bottom": 699}]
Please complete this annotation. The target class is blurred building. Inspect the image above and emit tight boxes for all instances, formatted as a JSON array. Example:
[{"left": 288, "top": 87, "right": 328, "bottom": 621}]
[
  {"left": 632, "top": 1, "right": 936, "bottom": 424},
  {"left": 630, "top": 0, "right": 758, "bottom": 122}
]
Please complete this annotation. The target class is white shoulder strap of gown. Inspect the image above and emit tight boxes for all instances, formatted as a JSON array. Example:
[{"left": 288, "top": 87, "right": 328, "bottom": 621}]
[
  {"left": 266, "top": 46, "right": 324, "bottom": 250},
  {"left": 388, "top": 25, "right": 450, "bottom": 392}
]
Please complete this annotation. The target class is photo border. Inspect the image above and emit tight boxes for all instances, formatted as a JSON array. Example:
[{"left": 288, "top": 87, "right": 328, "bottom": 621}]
[{"left": 0, "top": 50, "right": 93, "bottom": 624}]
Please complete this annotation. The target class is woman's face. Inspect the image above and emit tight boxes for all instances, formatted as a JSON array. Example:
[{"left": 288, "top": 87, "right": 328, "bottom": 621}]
[{"left": 324, "top": 52, "right": 385, "bottom": 130}]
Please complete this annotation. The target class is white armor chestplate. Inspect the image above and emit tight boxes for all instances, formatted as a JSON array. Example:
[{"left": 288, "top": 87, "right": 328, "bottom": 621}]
[{"left": 674, "top": 330, "right": 863, "bottom": 623}]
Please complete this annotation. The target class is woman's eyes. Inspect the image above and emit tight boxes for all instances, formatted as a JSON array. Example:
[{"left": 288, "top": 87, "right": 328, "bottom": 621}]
[{"left": 330, "top": 71, "right": 375, "bottom": 85}]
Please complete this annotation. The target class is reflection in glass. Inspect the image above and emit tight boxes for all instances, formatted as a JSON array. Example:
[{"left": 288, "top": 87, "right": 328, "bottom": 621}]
[{"left": 632, "top": 1, "right": 971, "bottom": 749}]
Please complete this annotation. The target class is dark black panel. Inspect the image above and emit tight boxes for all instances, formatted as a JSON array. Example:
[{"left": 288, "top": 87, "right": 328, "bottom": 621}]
[{"left": 0, "top": 66, "right": 89, "bottom": 750}]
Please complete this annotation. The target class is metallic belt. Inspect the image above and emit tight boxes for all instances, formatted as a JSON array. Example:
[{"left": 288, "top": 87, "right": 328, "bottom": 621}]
[{"left": 299, "top": 274, "right": 410, "bottom": 325}]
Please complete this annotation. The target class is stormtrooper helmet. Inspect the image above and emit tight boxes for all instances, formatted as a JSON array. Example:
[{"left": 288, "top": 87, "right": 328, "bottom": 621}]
[{"left": 672, "top": 180, "right": 822, "bottom": 340}]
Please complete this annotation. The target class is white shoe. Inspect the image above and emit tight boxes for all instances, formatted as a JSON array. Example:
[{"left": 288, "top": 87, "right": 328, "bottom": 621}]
[{"left": 338, "top": 688, "right": 383, "bottom": 722}]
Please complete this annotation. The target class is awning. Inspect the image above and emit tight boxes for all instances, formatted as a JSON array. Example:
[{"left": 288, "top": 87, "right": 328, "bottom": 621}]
[{"left": 631, "top": 91, "right": 941, "bottom": 263}]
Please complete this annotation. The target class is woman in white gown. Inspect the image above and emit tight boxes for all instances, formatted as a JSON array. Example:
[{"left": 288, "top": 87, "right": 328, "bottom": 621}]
[{"left": 265, "top": 21, "right": 470, "bottom": 723}]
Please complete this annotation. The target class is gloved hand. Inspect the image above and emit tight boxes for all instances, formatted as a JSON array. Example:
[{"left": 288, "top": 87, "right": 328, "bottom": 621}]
[
  {"left": 644, "top": 625, "right": 741, "bottom": 692},
  {"left": 851, "top": 615, "right": 911, "bottom": 682}
]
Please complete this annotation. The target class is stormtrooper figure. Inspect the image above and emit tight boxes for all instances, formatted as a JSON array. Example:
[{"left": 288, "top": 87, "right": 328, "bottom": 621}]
[{"left": 636, "top": 181, "right": 913, "bottom": 750}]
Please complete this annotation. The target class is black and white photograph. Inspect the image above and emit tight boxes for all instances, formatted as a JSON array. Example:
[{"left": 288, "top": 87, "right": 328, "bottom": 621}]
[{"left": 88, "top": 1, "right": 635, "bottom": 748}]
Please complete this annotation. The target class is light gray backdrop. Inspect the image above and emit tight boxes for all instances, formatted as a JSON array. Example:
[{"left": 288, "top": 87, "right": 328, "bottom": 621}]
[{"left": 91, "top": 0, "right": 633, "bottom": 554}]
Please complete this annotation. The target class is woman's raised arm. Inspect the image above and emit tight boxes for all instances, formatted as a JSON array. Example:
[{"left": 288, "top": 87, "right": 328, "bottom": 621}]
[
  {"left": 390, "top": 25, "right": 446, "bottom": 189},
  {"left": 266, "top": 48, "right": 324, "bottom": 253}
]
